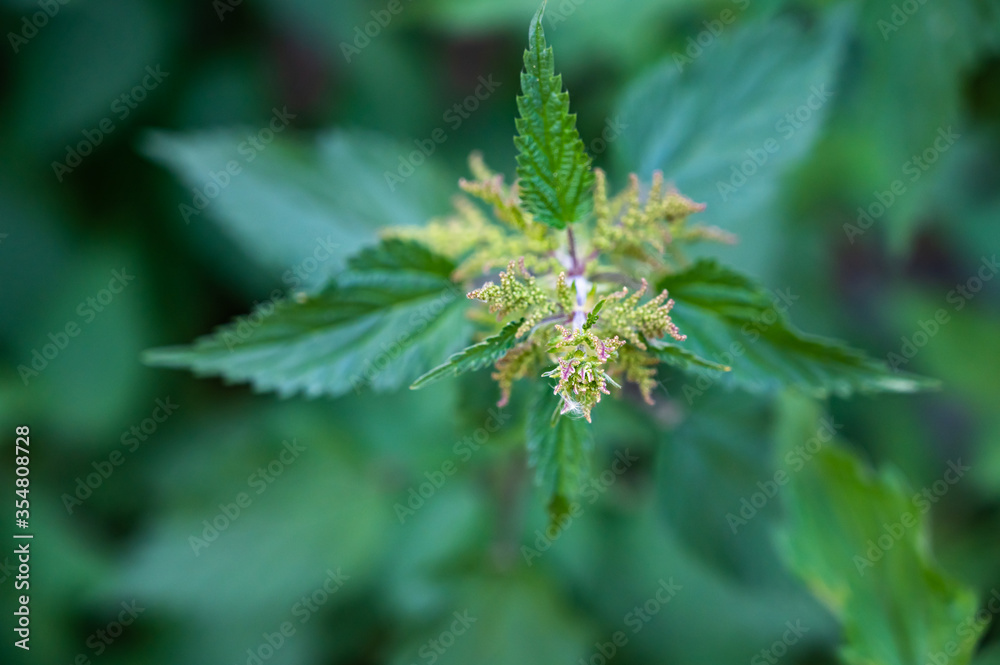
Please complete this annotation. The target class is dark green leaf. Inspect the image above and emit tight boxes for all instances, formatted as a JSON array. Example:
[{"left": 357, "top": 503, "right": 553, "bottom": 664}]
[
  {"left": 526, "top": 383, "right": 593, "bottom": 514},
  {"left": 514, "top": 1, "right": 594, "bottom": 229},
  {"left": 776, "top": 393, "right": 985, "bottom": 665},
  {"left": 658, "top": 260, "right": 937, "bottom": 397},
  {"left": 411, "top": 319, "right": 525, "bottom": 389},
  {"left": 144, "top": 240, "right": 471, "bottom": 398},
  {"left": 657, "top": 390, "right": 788, "bottom": 586},
  {"left": 615, "top": 14, "right": 847, "bottom": 277},
  {"left": 143, "top": 130, "right": 452, "bottom": 290}
]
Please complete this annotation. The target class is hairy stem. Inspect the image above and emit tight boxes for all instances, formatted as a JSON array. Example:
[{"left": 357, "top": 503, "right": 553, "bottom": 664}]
[{"left": 565, "top": 227, "right": 591, "bottom": 330}]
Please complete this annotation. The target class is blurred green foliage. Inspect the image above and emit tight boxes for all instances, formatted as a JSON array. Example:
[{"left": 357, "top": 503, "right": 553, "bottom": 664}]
[{"left": 1, "top": 0, "right": 999, "bottom": 664}]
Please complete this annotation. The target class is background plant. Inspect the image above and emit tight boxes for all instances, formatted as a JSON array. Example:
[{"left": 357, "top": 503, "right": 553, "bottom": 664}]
[{"left": 2, "top": 0, "right": 1000, "bottom": 664}]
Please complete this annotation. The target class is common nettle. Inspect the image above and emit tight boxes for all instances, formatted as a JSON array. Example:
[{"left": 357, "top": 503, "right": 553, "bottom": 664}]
[
  {"left": 147, "top": 3, "right": 931, "bottom": 518},
  {"left": 140, "top": 5, "right": 996, "bottom": 663}
]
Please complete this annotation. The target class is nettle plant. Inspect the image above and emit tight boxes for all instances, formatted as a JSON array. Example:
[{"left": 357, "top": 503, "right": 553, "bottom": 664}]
[
  {"left": 148, "top": 5, "right": 930, "bottom": 521},
  {"left": 145, "top": 6, "right": 998, "bottom": 662}
]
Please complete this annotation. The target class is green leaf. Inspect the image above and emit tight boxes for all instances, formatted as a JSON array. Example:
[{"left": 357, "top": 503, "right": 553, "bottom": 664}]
[
  {"left": 582, "top": 298, "right": 605, "bottom": 331},
  {"left": 411, "top": 318, "right": 525, "bottom": 389},
  {"left": 514, "top": 1, "right": 594, "bottom": 229},
  {"left": 143, "top": 130, "right": 452, "bottom": 290},
  {"left": 526, "top": 383, "right": 593, "bottom": 515},
  {"left": 845, "top": 1, "right": 1000, "bottom": 250},
  {"left": 658, "top": 260, "right": 937, "bottom": 397},
  {"left": 656, "top": 390, "right": 789, "bottom": 586},
  {"left": 644, "top": 337, "right": 731, "bottom": 374},
  {"left": 111, "top": 406, "right": 389, "bottom": 619},
  {"left": 143, "top": 239, "right": 472, "bottom": 398},
  {"left": 776, "top": 393, "right": 986, "bottom": 665},
  {"left": 615, "top": 13, "right": 847, "bottom": 278}
]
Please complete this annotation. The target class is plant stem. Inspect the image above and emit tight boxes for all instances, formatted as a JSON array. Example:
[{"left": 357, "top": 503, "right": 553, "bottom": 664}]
[
  {"left": 565, "top": 227, "right": 590, "bottom": 330},
  {"left": 566, "top": 226, "right": 581, "bottom": 276}
]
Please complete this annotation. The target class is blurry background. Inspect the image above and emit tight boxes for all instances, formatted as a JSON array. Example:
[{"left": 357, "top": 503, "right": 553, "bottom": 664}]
[{"left": 1, "top": 0, "right": 999, "bottom": 663}]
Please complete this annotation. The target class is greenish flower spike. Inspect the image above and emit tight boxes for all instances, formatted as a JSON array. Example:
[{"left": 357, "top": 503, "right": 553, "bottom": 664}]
[
  {"left": 467, "top": 258, "right": 560, "bottom": 337},
  {"left": 514, "top": 1, "right": 594, "bottom": 229}
]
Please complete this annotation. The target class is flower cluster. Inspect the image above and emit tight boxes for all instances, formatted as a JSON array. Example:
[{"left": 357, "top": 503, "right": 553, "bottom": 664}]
[
  {"left": 397, "top": 155, "right": 735, "bottom": 420},
  {"left": 542, "top": 326, "right": 625, "bottom": 422},
  {"left": 493, "top": 340, "right": 541, "bottom": 408},
  {"left": 602, "top": 279, "right": 686, "bottom": 349},
  {"left": 592, "top": 170, "right": 708, "bottom": 263},
  {"left": 467, "top": 258, "right": 559, "bottom": 337},
  {"left": 386, "top": 154, "right": 557, "bottom": 280}
]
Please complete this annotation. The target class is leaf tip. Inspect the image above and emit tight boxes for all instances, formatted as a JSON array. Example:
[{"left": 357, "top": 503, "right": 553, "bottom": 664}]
[
  {"left": 141, "top": 347, "right": 179, "bottom": 368},
  {"left": 527, "top": 1, "right": 550, "bottom": 51},
  {"left": 547, "top": 492, "right": 571, "bottom": 528}
]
